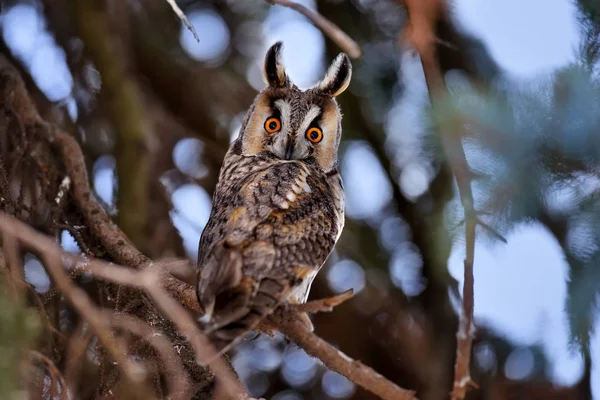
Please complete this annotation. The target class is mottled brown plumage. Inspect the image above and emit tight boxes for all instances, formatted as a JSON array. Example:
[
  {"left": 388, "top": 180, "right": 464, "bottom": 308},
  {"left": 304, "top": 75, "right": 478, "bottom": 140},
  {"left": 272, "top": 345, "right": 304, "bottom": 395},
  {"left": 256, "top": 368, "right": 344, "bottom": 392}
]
[{"left": 196, "top": 42, "right": 351, "bottom": 352}]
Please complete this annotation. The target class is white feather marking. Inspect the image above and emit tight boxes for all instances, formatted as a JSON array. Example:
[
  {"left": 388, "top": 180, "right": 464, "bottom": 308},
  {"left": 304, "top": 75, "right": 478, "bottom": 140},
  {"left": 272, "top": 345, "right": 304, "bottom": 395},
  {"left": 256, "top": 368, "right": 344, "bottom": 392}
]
[
  {"left": 274, "top": 99, "right": 292, "bottom": 131},
  {"left": 298, "top": 106, "right": 321, "bottom": 136},
  {"left": 301, "top": 182, "right": 312, "bottom": 193},
  {"left": 286, "top": 191, "right": 297, "bottom": 202}
]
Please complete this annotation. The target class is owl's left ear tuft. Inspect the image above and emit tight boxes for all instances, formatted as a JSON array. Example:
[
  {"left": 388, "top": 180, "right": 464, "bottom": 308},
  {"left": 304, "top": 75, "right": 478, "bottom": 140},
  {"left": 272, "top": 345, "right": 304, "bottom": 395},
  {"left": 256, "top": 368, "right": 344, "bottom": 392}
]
[
  {"left": 318, "top": 53, "right": 352, "bottom": 97},
  {"left": 264, "top": 41, "right": 289, "bottom": 88}
]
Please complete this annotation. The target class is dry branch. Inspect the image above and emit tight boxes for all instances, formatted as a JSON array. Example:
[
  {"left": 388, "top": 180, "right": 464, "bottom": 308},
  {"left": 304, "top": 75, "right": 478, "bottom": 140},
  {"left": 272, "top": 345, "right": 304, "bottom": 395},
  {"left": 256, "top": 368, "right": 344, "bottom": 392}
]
[
  {"left": 269, "top": 308, "right": 417, "bottom": 400},
  {"left": 0, "top": 214, "right": 247, "bottom": 400},
  {"left": 165, "top": 0, "right": 200, "bottom": 42},
  {"left": 266, "top": 0, "right": 362, "bottom": 58},
  {"left": 1, "top": 210, "right": 417, "bottom": 400},
  {"left": 0, "top": 53, "right": 219, "bottom": 398},
  {"left": 29, "top": 350, "right": 70, "bottom": 400},
  {"left": 397, "top": 0, "right": 485, "bottom": 398},
  {"left": 1, "top": 215, "right": 146, "bottom": 386},
  {"left": 108, "top": 312, "right": 192, "bottom": 398}
]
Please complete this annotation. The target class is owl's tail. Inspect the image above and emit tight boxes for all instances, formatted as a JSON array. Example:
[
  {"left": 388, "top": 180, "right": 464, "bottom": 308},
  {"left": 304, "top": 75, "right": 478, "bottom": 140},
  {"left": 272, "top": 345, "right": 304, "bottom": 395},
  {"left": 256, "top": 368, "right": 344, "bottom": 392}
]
[{"left": 204, "top": 277, "right": 290, "bottom": 357}]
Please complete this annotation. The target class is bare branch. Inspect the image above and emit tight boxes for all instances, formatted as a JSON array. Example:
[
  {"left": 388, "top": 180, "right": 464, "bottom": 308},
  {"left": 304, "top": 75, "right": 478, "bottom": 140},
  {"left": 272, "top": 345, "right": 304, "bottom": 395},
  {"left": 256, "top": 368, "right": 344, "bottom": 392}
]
[
  {"left": 0, "top": 214, "right": 247, "bottom": 399},
  {"left": 0, "top": 212, "right": 416, "bottom": 400},
  {"left": 266, "top": 0, "right": 362, "bottom": 58},
  {"left": 29, "top": 350, "right": 69, "bottom": 400},
  {"left": 0, "top": 215, "right": 145, "bottom": 385},
  {"left": 165, "top": 0, "right": 199, "bottom": 42},
  {"left": 108, "top": 312, "right": 192, "bottom": 399},
  {"left": 268, "top": 307, "right": 417, "bottom": 400},
  {"left": 397, "top": 0, "right": 479, "bottom": 397},
  {"left": 2, "top": 93, "right": 196, "bottom": 310}
]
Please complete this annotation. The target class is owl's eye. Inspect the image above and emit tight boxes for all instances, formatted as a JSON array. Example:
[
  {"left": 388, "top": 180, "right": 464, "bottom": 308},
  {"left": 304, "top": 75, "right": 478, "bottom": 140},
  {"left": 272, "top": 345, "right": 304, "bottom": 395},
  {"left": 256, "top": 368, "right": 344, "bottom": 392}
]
[
  {"left": 306, "top": 127, "right": 323, "bottom": 143},
  {"left": 264, "top": 117, "right": 281, "bottom": 133}
]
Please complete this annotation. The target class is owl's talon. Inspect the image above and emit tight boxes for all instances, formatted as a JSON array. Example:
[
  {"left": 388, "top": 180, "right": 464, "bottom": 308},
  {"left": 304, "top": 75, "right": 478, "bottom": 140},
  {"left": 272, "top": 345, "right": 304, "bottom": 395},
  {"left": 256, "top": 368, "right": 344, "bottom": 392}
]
[
  {"left": 297, "top": 311, "right": 314, "bottom": 332},
  {"left": 198, "top": 298, "right": 215, "bottom": 324}
]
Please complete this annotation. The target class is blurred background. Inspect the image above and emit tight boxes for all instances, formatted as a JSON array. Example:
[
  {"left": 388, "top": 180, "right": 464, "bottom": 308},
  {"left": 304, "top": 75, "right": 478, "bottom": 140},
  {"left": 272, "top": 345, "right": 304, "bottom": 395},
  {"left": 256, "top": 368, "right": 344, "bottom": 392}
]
[{"left": 1, "top": 0, "right": 600, "bottom": 398}]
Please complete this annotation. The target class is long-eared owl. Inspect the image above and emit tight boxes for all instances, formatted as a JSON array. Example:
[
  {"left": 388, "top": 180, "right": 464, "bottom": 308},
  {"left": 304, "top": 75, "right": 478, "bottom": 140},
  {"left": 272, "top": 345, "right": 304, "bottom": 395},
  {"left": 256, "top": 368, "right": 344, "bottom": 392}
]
[{"left": 196, "top": 42, "right": 351, "bottom": 351}]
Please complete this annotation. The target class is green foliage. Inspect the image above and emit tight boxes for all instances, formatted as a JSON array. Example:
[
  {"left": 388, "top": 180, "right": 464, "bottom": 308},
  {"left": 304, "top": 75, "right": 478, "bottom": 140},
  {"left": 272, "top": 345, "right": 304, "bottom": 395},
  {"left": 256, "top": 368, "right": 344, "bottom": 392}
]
[{"left": 0, "top": 285, "right": 41, "bottom": 397}]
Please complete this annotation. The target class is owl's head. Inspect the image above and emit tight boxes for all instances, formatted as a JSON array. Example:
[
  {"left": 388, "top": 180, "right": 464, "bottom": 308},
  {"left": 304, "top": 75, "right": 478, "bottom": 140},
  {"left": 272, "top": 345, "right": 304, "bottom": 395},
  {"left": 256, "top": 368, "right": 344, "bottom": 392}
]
[{"left": 235, "top": 42, "right": 352, "bottom": 173}]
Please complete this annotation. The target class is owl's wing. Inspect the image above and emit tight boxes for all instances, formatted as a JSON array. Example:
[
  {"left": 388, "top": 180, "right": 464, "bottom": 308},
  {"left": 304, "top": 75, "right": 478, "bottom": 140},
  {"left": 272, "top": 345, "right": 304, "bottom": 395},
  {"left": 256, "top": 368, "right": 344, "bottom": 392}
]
[{"left": 197, "top": 160, "right": 343, "bottom": 350}]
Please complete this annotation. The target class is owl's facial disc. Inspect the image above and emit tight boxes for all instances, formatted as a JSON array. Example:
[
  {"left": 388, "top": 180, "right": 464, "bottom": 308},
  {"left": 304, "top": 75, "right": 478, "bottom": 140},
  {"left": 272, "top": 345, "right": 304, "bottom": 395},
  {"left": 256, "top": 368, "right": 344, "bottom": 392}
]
[
  {"left": 238, "top": 42, "right": 352, "bottom": 172},
  {"left": 268, "top": 101, "right": 324, "bottom": 161}
]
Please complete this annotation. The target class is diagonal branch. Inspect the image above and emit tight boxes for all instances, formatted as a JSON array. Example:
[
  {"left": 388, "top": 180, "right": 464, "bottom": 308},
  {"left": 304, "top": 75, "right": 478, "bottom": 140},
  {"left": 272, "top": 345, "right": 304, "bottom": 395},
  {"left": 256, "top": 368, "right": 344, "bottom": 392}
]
[
  {"left": 1, "top": 212, "right": 417, "bottom": 400},
  {"left": 0, "top": 54, "right": 199, "bottom": 311},
  {"left": 0, "top": 214, "right": 247, "bottom": 400},
  {"left": 268, "top": 307, "right": 417, "bottom": 400},
  {"left": 165, "top": 0, "right": 199, "bottom": 42},
  {"left": 266, "top": 0, "right": 362, "bottom": 58},
  {"left": 0, "top": 215, "right": 145, "bottom": 386}
]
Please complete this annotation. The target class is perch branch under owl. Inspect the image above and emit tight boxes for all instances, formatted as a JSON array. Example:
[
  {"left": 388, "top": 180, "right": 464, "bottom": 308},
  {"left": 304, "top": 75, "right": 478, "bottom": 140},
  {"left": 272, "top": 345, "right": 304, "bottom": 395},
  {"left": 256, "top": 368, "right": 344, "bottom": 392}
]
[{"left": 0, "top": 213, "right": 417, "bottom": 400}]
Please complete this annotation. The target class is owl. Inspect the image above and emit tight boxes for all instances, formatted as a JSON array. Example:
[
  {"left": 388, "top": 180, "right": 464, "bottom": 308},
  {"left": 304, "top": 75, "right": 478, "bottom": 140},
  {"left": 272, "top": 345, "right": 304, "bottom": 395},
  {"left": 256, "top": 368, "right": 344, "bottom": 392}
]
[{"left": 196, "top": 42, "right": 351, "bottom": 352}]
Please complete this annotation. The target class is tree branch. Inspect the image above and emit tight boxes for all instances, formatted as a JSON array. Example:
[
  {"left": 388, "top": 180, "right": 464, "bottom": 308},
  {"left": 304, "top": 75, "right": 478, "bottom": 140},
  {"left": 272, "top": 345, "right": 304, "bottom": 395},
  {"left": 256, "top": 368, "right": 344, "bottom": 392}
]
[
  {"left": 0, "top": 213, "right": 249, "bottom": 399},
  {"left": 165, "top": 0, "right": 199, "bottom": 42},
  {"left": 1, "top": 211, "right": 417, "bottom": 400},
  {"left": 268, "top": 308, "right": 417, "bottom": 400},
  {"left": 398, "top": 0, "right": 480, "bottom": 397},
  {"left": 266, "top": 0, "right": 362, "bottom": 58}
]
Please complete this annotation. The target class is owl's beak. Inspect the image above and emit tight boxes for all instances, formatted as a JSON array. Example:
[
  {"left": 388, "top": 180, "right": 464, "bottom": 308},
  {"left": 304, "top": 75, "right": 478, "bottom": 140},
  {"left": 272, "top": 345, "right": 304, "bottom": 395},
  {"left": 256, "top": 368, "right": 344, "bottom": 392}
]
[{"left": 283, "top": 139, "right": 295, "bottom": 160}]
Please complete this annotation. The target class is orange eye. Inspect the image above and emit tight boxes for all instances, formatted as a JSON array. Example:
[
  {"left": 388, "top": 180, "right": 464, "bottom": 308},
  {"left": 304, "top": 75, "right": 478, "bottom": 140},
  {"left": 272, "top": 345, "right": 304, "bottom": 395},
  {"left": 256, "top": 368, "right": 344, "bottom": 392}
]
[
  {"left": 264, "top": 117, "right": 281, "bottom": 133},
  {"left": 306, "top": 127, "right": 323, "bottom": 143}
]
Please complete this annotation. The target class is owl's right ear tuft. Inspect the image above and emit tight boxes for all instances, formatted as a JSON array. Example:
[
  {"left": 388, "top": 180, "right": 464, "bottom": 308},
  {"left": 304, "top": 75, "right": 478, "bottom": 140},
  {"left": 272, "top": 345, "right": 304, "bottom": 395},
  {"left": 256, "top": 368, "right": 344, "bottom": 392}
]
[
  {"left": 264, "top": 41, "right": 289, "bottom": 88},
  {"left": 318, "top": 53, "right": 352, "bottom": 97}
]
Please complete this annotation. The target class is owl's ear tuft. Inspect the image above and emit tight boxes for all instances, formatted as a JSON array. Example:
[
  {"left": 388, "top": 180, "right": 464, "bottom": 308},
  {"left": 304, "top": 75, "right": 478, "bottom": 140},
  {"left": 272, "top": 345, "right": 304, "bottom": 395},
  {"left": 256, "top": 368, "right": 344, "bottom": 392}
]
[
  {"left": 264, "top": 42, "right": 289, "bottom": 88},
  {"left": 318, "top": 53, "right": 352, "bottom": 97}
]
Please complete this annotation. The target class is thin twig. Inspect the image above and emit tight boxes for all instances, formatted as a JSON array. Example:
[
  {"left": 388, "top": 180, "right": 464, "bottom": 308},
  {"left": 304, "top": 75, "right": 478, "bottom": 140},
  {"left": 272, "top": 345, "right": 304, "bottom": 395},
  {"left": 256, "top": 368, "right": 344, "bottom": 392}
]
[
  {"left": 398, "top": 0, "right": 479, "bottom": 398},
  {"left": 29, "top": 350, "right": 70, "bottom": 400},
  {"left": 0, "top": 54, "right": 220, "bottom": 396},
  {"left": 109, "top": 312, "right": 193, "bottom": 399},
  {"left": 165, "top": 0, "right": 199, "bottom": 42},
  {"left": 64, "top": 324, "right": 94, "bottom": 395},
  {"left": 266, "top": 0, "right": 362, "bottom": 58}
]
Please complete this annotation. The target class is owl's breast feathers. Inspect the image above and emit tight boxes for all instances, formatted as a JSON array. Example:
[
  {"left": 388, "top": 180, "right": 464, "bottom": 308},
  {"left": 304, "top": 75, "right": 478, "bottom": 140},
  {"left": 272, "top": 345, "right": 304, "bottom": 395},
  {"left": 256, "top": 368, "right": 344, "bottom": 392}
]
[{"left": 196, "top": 154, "right": 344, "bottom": 345}]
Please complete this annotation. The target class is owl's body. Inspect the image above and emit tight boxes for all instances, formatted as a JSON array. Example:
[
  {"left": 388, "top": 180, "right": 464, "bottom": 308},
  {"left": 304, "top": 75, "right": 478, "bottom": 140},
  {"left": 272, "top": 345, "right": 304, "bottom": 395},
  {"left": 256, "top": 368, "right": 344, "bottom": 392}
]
[{"left": 197, "top": 42, "right": 351, "bottom": 351}]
